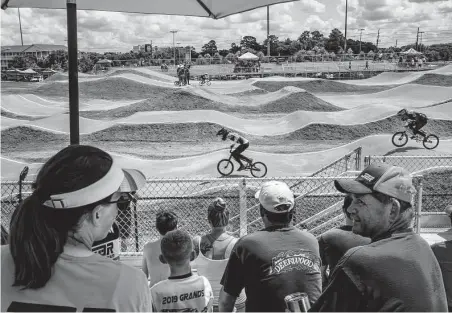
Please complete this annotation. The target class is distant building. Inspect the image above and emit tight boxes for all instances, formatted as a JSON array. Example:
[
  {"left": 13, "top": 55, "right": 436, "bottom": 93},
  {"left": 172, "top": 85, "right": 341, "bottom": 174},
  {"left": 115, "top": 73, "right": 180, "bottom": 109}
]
[
  {"left": 132, "top": 44, "right": 153, "bottom": 53},
  {"left": 1, "top": 44, "right": 67, "bottom": 70}
]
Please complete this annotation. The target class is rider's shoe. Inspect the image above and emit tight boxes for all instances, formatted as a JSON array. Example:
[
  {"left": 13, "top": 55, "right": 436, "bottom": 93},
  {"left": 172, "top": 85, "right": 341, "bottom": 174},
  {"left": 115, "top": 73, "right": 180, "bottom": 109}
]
[
  {"left": 238, "top": 165, "right": 245, "bottom": 171},
  {"left": 410, "top": 135, "right": 416, "bottom": 139}
]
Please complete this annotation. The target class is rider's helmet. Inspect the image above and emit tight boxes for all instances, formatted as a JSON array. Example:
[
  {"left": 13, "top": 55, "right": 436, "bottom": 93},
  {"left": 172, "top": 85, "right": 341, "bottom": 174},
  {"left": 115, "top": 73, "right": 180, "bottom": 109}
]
[
  {"left": 397, "top": 109, "right": 408, "bottom": 117},
  {"left": 216, "top": 128, "right": 227, "bottom": 136}
]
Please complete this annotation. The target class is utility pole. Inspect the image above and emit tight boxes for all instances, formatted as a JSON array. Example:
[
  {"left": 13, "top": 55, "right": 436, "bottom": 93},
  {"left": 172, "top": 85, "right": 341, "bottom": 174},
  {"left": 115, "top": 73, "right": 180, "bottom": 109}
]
[
  {"left": 376, "top": 29, "right": 380, "bottom": 51},
  {"left": 395, "top": 39, "right": 398, "bottom": 48},
  {"left": 170, "top": 30, "right": 178, "bottom": 66},
  {"left": 415, "top": 27, "right": 419, "bottom": 50},
  {"left": 18, "top": 8, "right": 23, "bottom": 46},
  {"left": 344, "top": 0, "right": 348, "bottom": 53},
  {"left": 359, "top": 28, "right": 365, "bottom": 53},
  {"left": 267, "top": 5, "right": 270, "bottom": 58}
]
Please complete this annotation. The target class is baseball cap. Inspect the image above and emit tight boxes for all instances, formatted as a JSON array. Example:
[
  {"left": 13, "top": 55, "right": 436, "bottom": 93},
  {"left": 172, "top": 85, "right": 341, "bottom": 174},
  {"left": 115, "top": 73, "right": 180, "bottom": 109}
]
[
  {"left": 43, "top": 159, "right": 146, "bottom": 209},
  {"left": 255, "top": 181, "right": 295, "bottom": 213},
  {"left": 334, "top": 162, "right": 415, "bottom": 203}
]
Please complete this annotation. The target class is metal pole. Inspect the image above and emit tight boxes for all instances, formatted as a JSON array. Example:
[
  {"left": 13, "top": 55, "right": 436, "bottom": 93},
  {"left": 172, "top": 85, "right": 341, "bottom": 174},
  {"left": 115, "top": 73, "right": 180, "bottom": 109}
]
[
  {"left": 359, "top": 28, "right": 364, "bottom": 53},
  {"left": 267, "top": 5, "right": 270, "bottom": 57},
  {"left": 170, "top": 30, "right": 177, "bottom": 65},
  {"left": 239, "top": 178, "right": 248, "bottom": 237},
  {"left": 18, "top": 8, "right": 23, "bottom": 46},
  {"left": 67, "top": 0, "right": 80, "bottom": 145},
  {"left": 415, "top": 27, "right": 419, "bottom": 50},
  {"left": 415, "top": 178, "right": 423, "bottom": 234},
  {"left": 344, "top": 0, "right": 348, "bottom": 52}
]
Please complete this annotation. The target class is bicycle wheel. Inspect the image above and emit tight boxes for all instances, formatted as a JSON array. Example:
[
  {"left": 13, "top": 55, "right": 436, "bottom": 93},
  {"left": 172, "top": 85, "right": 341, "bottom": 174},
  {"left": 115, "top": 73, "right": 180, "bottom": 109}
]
[
  {"left": 199, "top": 81, "right": 203, "bottom": 86},
  {"left": 391, "top": 132, "right": 408, "bottom": 147},
  {"left": 250, "top": 162, "right": 267, "bottom": 178},
  {"left": 423, "top": 134, "right": 439, "bottom": 150},
  {"left": 206, "top": 81, "right": 211, "bottom": 86},
  {"left": 174, "top": 81, "right": 179, "bottom": 86},
  {"left": 217, "top": 159, "right": 234, "bottom": 176}
]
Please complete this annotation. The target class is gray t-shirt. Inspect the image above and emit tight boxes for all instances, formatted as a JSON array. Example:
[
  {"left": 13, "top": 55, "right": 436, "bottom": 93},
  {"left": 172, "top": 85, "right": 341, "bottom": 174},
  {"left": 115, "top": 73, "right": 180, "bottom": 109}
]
[{"left": 1, "top": 245, "right": 151, "bottom": 312}]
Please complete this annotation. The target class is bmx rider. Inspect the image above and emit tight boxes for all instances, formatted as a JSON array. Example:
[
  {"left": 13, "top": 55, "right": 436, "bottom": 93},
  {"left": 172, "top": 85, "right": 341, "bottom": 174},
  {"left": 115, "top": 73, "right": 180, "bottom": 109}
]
[
  {"left": 216, "top": 128, "right": 252, "bottom": 171},
  {"left": 397, "top": 109, "right": 428, "bottom": 139},
  {"left": 200, "top": 73, "right": 209, "bottom": 84}
]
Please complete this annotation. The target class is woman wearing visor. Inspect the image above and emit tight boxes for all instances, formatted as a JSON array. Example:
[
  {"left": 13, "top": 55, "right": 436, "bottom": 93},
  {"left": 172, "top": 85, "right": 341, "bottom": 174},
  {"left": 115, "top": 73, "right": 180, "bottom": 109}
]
[{"left": 1, "top": 145, "right": 151, "bottom": 312}]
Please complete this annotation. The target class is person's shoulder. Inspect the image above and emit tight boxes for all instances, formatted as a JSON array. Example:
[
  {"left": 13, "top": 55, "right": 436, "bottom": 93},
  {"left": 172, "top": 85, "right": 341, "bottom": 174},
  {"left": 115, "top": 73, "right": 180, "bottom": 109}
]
[
  {"left": 150, "top": 278, "right": 170, "bottom": 293},
  {"left": 289, "top": 227, "right": 317, "bottom": 241},
  {"left": 114, "top": 259, "right": 148, "bottom": 286},
  {"left": 143, "top": 239, "right": 160, "bottom": 251}
]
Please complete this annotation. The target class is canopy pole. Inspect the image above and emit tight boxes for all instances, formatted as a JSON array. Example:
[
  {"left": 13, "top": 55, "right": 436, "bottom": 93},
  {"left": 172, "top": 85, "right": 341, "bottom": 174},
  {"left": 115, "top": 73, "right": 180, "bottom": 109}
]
[{"left": 67, "top": 0, "right": 79, "bottom": 145}]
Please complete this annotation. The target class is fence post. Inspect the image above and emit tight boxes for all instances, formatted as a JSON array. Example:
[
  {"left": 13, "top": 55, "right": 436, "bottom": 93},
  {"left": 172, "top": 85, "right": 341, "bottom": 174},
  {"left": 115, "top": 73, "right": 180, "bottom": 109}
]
[
  {"left": 355, "top": 147, "right": 362, "bottom": 171},
  {"left": 415, "top": 177, "right": 423, "bottom": 234},
  {"left": 344, "top": 155, "right": 350, "bottom": 172},
  {"left": 133, "top": 200, "right": 139, "bottom": 252},
  {"left": 239, "top": 178, "right": 247, "bottom": 237}
]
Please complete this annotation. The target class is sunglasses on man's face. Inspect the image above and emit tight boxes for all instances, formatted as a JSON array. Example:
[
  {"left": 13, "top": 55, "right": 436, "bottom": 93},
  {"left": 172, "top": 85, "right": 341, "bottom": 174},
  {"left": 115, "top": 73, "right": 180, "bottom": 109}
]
[{"left": 106, "top": 192, "right": 136, "bottom": 210}]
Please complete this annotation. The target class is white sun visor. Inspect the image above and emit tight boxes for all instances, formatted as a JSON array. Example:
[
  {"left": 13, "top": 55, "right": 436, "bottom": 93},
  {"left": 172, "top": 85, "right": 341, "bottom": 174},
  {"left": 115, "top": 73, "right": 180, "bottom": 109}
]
[{"left": 43, "top": 160, "right": 146, "bottom": 209}]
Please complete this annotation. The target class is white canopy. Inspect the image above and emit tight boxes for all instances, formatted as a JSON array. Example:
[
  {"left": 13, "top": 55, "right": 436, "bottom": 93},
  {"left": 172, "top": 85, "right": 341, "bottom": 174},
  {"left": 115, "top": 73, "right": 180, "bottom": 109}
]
[
  {"left": 401, "top": 48, "right": 422, "bottom": 55},
  {"left": 22, "top": 68, "right": 37, "bottom": 74},
  {"left": 239, "top": 52, "right": 259, "bottom": 60},
  {"left": 96, "top": 59, "right": 112, "bottom": 64},
  {"left": 1, "top": 0, "right": 297, "bottom": 19}
]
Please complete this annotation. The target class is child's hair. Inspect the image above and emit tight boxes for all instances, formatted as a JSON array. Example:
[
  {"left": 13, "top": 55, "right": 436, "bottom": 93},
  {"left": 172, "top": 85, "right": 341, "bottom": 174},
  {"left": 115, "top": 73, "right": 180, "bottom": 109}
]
[
  {"left": 156, "top": 210, "right": 178, "bottom": 235},
  {"left": 161, "top": 230, "right": 193, "bottom": 265},
  {"left": 207, "top": 198, "right": 229, "bottom": 228}
]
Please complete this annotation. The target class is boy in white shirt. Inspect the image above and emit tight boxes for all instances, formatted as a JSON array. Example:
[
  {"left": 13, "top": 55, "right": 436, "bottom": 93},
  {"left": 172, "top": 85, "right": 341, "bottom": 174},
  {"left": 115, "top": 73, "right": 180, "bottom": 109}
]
[
  {"left": 142, "top": 210, "right": 178, "bottom": 287},
  {"left": 151, "top": 230, "right": 214, "bottom": 312}
]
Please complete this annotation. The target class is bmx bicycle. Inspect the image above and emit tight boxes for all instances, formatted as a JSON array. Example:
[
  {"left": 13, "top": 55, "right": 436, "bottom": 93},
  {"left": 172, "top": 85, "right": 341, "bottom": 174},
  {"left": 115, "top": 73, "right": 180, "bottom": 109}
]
[
  {"left": 217, "top": 148, "right": 267, "bottom": 178},
  {"left": 391, "top": 125, "right": 439, "bottom": 150},
  {"left": 199, "top": 79, "right": 211, "bottom": 86}
]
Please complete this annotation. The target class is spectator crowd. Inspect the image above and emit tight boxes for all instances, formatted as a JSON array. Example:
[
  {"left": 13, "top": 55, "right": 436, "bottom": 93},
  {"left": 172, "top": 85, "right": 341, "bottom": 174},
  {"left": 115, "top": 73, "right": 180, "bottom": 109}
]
[{"left": 1, "top": 145, "right": 451, "bottom": 312}]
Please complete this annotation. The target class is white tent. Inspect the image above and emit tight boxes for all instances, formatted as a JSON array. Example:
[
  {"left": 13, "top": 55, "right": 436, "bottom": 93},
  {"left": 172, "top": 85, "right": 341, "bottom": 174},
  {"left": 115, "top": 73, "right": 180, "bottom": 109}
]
[
  {"left": 238, "top": 52, "right": 259, "bottom": 61},
  {"left": 22, "top": 68, "right": 37, "bottom": 74},
  {"left": 401, "top": 48, "right": 422, "bottom": 55}
]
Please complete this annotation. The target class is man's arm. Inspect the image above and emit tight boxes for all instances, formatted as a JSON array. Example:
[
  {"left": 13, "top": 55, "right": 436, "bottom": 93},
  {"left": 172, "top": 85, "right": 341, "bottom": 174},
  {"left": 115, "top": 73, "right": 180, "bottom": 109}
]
[
  {"left": 219, "top": 287, "right": 237, "bottom": 312},
  {"left": 141, "top": 246, "right": 149, "bottom": 279}
]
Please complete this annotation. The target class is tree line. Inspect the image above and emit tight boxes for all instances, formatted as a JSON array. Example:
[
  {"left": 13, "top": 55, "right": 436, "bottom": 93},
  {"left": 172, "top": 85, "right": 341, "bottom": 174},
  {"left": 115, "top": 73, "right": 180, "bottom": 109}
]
[{"left": 6, "top": 28, "right": 451, "bottom": 73}]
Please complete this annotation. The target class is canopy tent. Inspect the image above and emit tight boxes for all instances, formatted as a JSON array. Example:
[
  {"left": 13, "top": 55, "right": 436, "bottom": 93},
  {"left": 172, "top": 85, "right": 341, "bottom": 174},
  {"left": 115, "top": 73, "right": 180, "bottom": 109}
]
[
  {"left": 401, "top": 48, "right": 422, "bottom": 55},
  {"left": 96, "top": 59, "right": 112, "bottom": 64},
  {"left": 1, "top": 0, "right": 298, "bottom": 145},
  {"left": 238, "top": 52, "right": 259, "bottom": 61},
  {"left": 22, "top": 68, "right": 37, "bottom": 74}
]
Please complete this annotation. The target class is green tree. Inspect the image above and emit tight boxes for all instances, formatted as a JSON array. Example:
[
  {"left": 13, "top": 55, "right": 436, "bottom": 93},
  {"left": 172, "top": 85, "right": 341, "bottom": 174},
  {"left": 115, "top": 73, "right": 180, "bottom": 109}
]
[
  {"left": 311, "top": 30, "right": 325, "bottom": 48},
  {"left": 229, "top": 43, "right": 241, "bottom": 54},
  {"left": 10, "top": 55, "right": 37, "bottom": 69},
  {"left": 326, "top": 28, "right": 345, "bottom": 53},
  {"left": 201, "top": 40, "right": 218, "bottom": 56},
  {"left": 298, "top": 31, "right": 312, "bottom": 50},
  {"left": 262, "top": 35, "right": 279, "bottom": 55},
  {"left": 240, "top": 36, "right": 261, "bottom": 51}
]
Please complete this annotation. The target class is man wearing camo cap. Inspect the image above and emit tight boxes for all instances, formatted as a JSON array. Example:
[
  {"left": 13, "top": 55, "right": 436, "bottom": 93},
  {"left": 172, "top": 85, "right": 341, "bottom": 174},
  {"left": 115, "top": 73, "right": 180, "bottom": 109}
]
[{"left": 311, "top": 162, "right": 447, "bottom": 311}]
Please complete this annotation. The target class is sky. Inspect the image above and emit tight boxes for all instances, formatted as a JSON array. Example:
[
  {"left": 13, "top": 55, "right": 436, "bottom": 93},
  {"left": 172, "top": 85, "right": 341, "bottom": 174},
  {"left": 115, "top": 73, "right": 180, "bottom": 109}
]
[{"left": 1, "top": 0, "right": 451, "bottom": 53}]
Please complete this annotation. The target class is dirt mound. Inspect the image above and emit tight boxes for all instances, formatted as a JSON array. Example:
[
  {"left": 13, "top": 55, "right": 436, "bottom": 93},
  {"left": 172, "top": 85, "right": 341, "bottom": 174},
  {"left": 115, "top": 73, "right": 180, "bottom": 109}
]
[
  {"left": 229, "top": 89, "right": 268, "bottom": 96},
  {"left": 80, "top": 89, "right": 341, "bottom": 119},
  {"left": 1, "top": 110, "right": 44, "bottom": 121},
  {"left": 278, "top": 117, "right": 452, "bottom": 141},
  {"left": 1, "top": 126, "right": 67, "bottom": 152},
  {"left": 106, "top": 69, "right": 169, "bottom": 82},
  {"left": 411, "top": 74, "right": 452, "bottom": 87},
  {"left": 262, "top": 92, "right": 342, "bottom": 112},
  {"left": 253, "top": 80, "right": 392, "bottom": 93},
  {"left": 84, "top": 118, "right": 452, "bottom": 143},
  {"left": 35, "top": 77, "right": 170, "bottom": 100}
]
